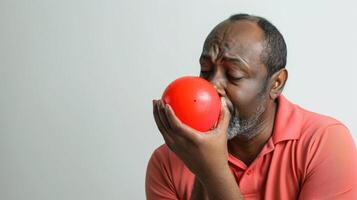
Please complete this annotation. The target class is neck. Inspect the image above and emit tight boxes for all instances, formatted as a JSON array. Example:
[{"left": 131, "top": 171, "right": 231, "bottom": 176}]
[{"left": 228, "top": 100, "right": 277, "bottom": 166}]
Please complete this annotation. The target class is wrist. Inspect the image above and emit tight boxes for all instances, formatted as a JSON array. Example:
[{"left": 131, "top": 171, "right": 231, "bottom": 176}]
[
  {"left": 196, "top": 163, "right": 232, "bottom": 184},
  {"left": 197, "top": 164, "right": 243, "bottom": 200}
]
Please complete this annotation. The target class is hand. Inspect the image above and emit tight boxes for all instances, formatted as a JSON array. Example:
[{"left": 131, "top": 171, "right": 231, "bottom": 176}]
[{"left": 152, "top": 97, "right": 231, "bottom": 179}]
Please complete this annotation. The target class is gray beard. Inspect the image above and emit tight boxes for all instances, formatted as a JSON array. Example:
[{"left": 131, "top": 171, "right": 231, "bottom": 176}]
[{"left": 227, "top": 101, "right": 267, "bottom": 140}]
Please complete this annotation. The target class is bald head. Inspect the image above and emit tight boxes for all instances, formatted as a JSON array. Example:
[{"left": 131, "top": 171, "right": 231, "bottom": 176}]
[{"left": 202, "top": 14, "right": 287, "bottom": 77}]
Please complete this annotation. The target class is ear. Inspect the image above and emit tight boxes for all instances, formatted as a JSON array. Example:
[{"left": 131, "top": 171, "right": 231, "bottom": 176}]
[{"left": 269, "top": 68, "right": 288, "bottom": 100}]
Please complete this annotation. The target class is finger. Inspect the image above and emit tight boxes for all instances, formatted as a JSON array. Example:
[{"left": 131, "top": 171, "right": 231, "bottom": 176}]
[
  {"left": 153, "top": 100, "right": 169, "bottom": 135},
  {"left": 153, "top": 100, "right": 175, "bottom": 145},
  {"left": 157, "top": 100, "right": 172, "bottom": 132},
  {"left": 158, "top": 100, "right": 174, "bottom": 131},
  {"left": 153, "top": 100, "right": 168, "bottom": 132},
  {"left": 216, "top": 97, "right": 231, "bottom": 132},
  {"left": 164, "top": 103, "right": 199, "bottom": 141}
]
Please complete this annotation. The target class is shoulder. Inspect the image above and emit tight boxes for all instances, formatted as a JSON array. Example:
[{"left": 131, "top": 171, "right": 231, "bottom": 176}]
[
  {"left": 297, "top": 105, "right": 351, "bottom": 144},
  {"left": 150, "top": 144, "right": 173, "bottom": 162},
  {"left": 147, "top": 144, "right": 188, "bottom": 178},
  {"left": 146, "top": 144, "right": 195, "bottom": 200},
  {"left": 293, "top": 107, "right": 357, "bottom": 198},
  {"left": 147, "top": 144, "right": 178, "bottom": 173},
  {"left": 294, "top": 105, "right": 357, "bottom": 175}
]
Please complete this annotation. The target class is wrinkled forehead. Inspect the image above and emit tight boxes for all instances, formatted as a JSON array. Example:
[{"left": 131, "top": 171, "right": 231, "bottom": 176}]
[{"left": 202, "top": 20, "right": 266, "bottom": 63}]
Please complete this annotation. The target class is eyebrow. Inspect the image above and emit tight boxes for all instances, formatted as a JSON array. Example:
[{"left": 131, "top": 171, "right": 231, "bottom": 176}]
[{"left": 200, "top": 54, "right": 251, "bottom": 72}]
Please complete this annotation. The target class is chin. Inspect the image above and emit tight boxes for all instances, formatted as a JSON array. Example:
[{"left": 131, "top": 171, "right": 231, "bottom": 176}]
[{"left": 227, "top": 115, "right": 264, "bottom": 140}]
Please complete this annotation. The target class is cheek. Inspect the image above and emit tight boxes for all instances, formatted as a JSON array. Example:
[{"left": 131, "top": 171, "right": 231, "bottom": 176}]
[{"left": 226, "top": 80, "right": 265, "bottom": 117}]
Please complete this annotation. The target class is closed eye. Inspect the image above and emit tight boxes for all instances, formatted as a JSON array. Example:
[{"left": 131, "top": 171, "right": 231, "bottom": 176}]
[{"left": 227, "top": 74, "right": 244, "bottom": 82}]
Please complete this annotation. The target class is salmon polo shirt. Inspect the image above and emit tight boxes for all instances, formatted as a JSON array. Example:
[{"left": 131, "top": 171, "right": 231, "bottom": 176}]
[{"left": 146, "top": 95, "right": 357, "bottom": 199}]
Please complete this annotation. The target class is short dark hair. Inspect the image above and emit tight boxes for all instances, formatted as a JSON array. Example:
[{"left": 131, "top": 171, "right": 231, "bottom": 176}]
[{"left": 228, "top": 14, "right": 287, "bottom": 77}]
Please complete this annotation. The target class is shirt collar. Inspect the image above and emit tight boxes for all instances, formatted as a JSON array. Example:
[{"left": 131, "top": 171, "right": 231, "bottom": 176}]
[{"left": 272, "top": 95, "right": 304, "bottom": 144}]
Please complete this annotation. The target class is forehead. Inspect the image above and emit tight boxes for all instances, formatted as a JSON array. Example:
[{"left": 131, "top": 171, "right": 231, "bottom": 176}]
[{"left": 202, "top": 20, "right": 265, "bottom": 65}]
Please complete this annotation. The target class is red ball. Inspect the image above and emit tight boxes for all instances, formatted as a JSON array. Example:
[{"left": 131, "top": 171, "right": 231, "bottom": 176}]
[{"left": 162, "top": 76, "right": 221, "bottom": 132}]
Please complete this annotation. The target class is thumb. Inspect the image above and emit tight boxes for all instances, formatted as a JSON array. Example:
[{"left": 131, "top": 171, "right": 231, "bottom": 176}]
[{"left": 216, "top": 97, "right": 231, "bottom": 133}]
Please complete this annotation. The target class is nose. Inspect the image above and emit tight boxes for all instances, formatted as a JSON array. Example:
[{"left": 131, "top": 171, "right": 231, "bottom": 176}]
[
  {"left": 209, "top": 70, "right": 226, "bottom": 97},
  {"left": 212, "top": 82, "right": 225, "bottom": 97}
]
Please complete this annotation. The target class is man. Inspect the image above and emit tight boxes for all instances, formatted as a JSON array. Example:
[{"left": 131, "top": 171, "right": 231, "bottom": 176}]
[{"left": 146, "top": 14, "right": 357, "bottom": 199}]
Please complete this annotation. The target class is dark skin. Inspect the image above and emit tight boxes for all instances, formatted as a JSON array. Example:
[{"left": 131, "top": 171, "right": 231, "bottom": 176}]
[{"left": 153, "top": 20, "right": 288, "bottom": 199}]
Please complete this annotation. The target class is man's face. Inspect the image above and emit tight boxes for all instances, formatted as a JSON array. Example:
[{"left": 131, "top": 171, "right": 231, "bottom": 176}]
[{"left": 199, "top": 20, "right": 271, "bottom": 140}]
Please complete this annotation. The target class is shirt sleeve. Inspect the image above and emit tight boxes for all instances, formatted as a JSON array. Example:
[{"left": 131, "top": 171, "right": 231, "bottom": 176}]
[
  {"left": 299, "top": 124, "right": 357, "bottom": 199},
  {"left": 145, "top": 145, "right": 178, "bottom": 200}
]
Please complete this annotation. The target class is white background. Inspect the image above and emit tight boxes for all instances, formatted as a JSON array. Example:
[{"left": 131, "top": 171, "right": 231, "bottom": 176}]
[{"left": 1, "top": 0, "right": 356, "bottom": 199}]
